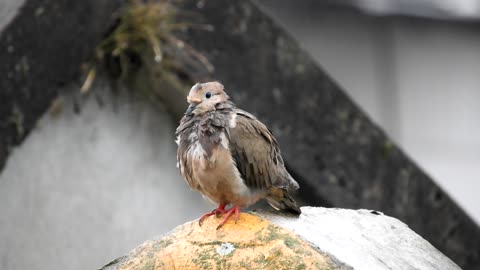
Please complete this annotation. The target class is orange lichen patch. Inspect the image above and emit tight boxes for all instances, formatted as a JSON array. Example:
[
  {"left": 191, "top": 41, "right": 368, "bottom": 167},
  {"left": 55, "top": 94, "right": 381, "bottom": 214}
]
[{"left": 117, "top": 213, "right": 338, "bottom": 270}]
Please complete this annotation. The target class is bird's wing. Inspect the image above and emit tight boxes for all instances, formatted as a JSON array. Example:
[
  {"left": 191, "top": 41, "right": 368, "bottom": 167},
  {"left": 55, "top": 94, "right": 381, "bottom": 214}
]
[
  {"left": 175, "top": 115, "right": 193, "bottom": 136},
  {"left": 175, "top": 115, "right": 198, "bottom": 190},
  {"left": 227, "top": 110, "right": 298, "bottom": 191}
]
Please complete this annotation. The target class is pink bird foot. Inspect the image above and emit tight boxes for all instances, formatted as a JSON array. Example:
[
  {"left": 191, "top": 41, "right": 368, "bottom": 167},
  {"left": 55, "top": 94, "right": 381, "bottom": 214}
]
[
  {"left": 198, "top": 203, "right": 227, "bottom": 226},
  {"left": 216, "top": 205, "right": 240, "bottom": 230}
]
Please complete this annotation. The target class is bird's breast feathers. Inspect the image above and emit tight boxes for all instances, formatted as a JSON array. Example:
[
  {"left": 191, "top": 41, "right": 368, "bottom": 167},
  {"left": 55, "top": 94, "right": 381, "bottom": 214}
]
[
  {"left": 176, "top": 112, "right": 258, "bottom": 205},
  {"left": 189, "top": 131, "right": 229, "bottom": 170}
]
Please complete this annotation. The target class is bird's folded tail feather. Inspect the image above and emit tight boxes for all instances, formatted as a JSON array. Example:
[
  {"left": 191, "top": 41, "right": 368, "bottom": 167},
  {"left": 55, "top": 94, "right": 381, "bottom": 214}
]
[{"left": 266, "top": 188, "right": 301, "bottom": 215}]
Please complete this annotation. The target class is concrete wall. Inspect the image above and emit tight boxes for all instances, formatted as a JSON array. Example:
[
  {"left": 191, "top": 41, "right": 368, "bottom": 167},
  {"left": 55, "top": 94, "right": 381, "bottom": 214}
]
[
  {"left": 0, "top": 82, "right": 211, "bottom": 270},
  {"left": 257, "top": 0, "right": 480, "bottom": 224}
]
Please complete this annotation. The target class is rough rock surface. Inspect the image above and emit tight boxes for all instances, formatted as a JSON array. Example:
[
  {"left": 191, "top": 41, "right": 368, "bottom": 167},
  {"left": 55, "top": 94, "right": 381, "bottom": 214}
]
[
  {"left": 261, "top": 207, "right": 461, "bottom": 270},
  {"left": 100, "top": 207, "right": 460, "bottom": 270}
]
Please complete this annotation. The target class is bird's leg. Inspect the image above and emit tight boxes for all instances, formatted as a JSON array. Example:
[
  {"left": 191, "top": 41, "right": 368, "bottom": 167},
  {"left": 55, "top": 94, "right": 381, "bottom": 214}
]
[
  {"left": 199, "top": 203, "right": 227, "bottom": 226},
  {"left": 215, "top": 205, "right": 227, "bottom": 217},
  {"left": 216, "top": 205, "right": 241, "bottom": 230}
]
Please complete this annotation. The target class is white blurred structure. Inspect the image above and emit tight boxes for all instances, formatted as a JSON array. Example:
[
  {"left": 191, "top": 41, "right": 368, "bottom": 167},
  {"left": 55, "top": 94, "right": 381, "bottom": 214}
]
[
  {"left": 258, "top": 0, "right": 480, "bottom": 224},
  {"left": 343, "top": 0, "right": 480, "bottom": 19}
]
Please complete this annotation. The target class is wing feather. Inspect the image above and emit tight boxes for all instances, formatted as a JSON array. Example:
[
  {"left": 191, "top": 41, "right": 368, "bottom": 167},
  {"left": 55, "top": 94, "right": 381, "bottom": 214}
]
[
  {"left": 227, "top": 110, "right": 298, "bottom": 191},
  {"left": 175, "top": 115, "right": 199, "bottom": 190}
]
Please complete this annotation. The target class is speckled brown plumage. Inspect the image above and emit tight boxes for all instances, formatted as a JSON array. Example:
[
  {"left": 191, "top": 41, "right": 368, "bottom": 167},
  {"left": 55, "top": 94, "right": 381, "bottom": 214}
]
[{"left": 175, "top": 82, "right": 300, "bottom": 228}]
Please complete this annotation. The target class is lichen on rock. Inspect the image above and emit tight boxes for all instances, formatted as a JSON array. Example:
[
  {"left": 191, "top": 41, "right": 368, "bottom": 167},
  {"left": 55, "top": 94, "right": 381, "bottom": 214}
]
[{"left": 105, "top": 212, "right": 342, "bottom": 270}]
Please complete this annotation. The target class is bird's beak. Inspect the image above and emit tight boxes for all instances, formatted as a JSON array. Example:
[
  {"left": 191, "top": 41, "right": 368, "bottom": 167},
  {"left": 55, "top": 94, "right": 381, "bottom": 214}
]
[{"left": 186, "top": 103, "right": 197, "bottom": 115}]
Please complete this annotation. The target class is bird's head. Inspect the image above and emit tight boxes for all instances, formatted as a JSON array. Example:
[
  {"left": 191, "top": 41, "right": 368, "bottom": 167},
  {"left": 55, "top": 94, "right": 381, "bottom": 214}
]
[{"left": 185, "top": 82, "right": 230, "bottom": 116}]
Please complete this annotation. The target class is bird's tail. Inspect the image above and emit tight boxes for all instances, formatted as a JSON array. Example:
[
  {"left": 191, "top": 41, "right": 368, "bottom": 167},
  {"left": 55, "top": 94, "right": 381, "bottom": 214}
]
[{"left": 266, "top": 188, "right": 302, "bottom": 215}]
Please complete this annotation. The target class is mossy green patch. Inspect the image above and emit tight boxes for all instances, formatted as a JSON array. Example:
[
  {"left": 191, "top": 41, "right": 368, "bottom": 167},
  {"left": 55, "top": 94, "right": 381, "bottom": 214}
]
[
  {"left": 383, "top": 140, "right": 394, "bottom": 157},
  {"left": 284, "top": 235, "right": 312, "bottom": 256},
  {"left": 152, "top": 238, "right": 173, "bottom": 251},
  {"left": 255, "top": 224, "right": 282, "bottom": 242},
  {"left": 191, "top": 248, "right": 214, "bottom": 270},
  {"left": 249, "top": 250, "right": 308, "bottom": 269},
  {"left": 238, "top": 258, "right": 250, "bottom": 268},
  {"left": 295, "top": 262, "right": 307, "bottom": 270},
  {"left": 253, "top": 254, "right": 267, "bottom": 266},
  {"left": 8, "top": 104, "right": 24, "bottom": 140},
  {"left": 191, "top": 244, "right": 237, "bottom": 270},
  {"left": 82, "top": 0, "right": 179, "bottom": 87},
  {"left": 161, "top": 238, "right": 173, "bottom": 247},
  {"left": 284, "top": 235, "right": 301, "bottom": 249},
  {"left": 142, "top": 258, "right": 155, "bottom": 270},
  {"left": 80, "top": 0, "right": 213, "bottom": 116},
  {"left": 190, "top": 240, "right": 224, "bottom": 247}
]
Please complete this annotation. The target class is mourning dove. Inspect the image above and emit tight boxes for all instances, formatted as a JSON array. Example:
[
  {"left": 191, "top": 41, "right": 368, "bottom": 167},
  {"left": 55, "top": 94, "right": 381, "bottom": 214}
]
[{"left": 176, "top": 82, "right": 301, "bottom": 229}]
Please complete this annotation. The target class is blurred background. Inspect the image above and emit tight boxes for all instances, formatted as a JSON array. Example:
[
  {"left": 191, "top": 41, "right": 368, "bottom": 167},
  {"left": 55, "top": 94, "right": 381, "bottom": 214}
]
[
  {"left": 0, "top": 0, "right": 479, "bottom": 269},
  {"left": 258, "top": 0, "right": 480, "bottom": 224}
]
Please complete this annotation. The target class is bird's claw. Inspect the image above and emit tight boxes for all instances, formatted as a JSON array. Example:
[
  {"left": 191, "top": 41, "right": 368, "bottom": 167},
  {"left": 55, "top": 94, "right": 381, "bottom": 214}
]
[
  {"left": 215, "top": 205, "right": 240, "bottom": 229},
  {"left": 198, "top": 209, "right": 214, "bottom": 226},
  {"left": 215, "top": 209, "right": 225, "bottom": 218},
  {"left": 199, "top": 204, "right": 227, "bottom": 227},
  {"left": 214, "top": 215, "right": 238, "bottom": 230}
]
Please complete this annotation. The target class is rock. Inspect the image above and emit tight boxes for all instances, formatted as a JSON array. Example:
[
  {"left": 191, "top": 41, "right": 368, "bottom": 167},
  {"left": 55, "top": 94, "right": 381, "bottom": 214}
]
[
  {"left": 100, "top": 207, "right": 460, "bottom": 270},
  {"left": 261, "top": 207, "right": 461, "bottom": 270}
]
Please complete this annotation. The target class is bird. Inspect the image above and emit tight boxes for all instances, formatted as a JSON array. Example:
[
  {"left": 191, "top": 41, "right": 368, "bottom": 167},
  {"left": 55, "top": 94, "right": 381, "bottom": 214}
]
[{"left": 175, "top": 82, "right": 301, "bottom": 229}]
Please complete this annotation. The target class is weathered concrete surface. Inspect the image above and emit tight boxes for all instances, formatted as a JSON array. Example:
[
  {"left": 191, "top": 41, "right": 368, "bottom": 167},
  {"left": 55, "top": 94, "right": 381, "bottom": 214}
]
[
  {"left": 175, "top": 1, "right": 480, "bottom": 268},
  {"left": 261, "top": 207, "right": 460, "bottom": 270},
  {"left": 256, "top": 0, "right": 480, "bottom": 225},
  {"left": 100, "top": 207, "right": 460, "bottom": 270},
  {"left": 0, "top": 0, "right": 26, "bottom": 29},
  {"left": 0, "top": 82, "right": 211, "bottom": 270},
  {"left": 0, "top": 0, "right": 124, "bottom": 171},
  {"left": 102, "top": 212, "right": 349, "bottom": 270}
]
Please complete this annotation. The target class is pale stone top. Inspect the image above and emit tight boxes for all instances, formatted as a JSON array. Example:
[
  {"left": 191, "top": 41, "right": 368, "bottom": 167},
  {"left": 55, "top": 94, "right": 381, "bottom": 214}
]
[
  {"left": 100, "top": 206, "right": 461, "bottom": 270},
  {"left": 259, "top": 207, "right": 461, "bottom": 270}
]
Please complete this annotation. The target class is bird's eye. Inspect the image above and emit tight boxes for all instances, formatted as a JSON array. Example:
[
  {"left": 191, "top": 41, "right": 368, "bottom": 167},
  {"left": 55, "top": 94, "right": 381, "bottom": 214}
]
[{"left": 205, "top": 91, "right": 212, "bottom": 99}]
